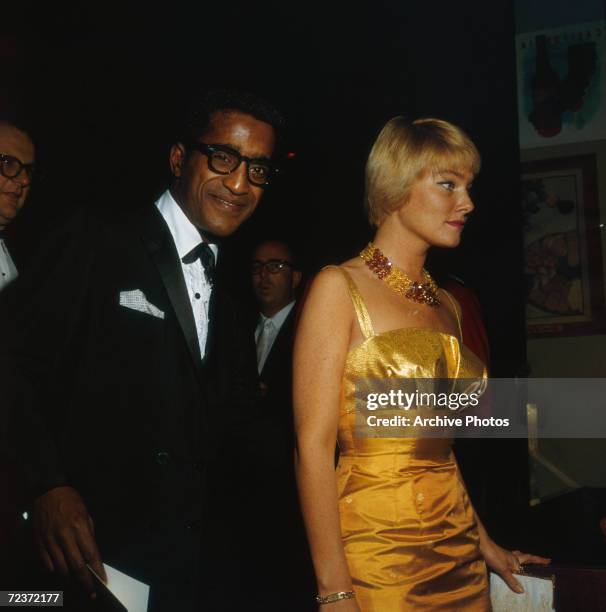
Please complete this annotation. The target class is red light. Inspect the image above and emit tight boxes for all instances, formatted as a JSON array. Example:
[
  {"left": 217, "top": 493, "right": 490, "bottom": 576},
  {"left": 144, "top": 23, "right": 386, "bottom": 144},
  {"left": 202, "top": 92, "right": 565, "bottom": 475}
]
[{"left": 287, "top": 151, "right": 297, "bottom": 159}]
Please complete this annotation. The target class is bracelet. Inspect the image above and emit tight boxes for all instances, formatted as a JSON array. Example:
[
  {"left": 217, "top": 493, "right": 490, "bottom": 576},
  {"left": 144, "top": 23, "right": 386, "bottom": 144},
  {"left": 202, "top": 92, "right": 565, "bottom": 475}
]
[{"left": 315, "top": 590, "right": 356, "bottom": 604}]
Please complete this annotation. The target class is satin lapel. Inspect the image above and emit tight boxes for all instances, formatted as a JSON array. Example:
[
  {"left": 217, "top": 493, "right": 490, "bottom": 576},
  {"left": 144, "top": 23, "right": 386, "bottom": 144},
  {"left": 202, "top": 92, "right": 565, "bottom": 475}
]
[{"left": 139, "top": 206, "right": 203, "bottom": 370}]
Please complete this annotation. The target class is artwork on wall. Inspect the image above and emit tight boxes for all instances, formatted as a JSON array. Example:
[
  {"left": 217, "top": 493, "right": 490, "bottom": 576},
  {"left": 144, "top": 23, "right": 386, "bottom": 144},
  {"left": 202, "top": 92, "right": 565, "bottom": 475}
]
[
  {"left": 522, "top": 154, "right": 606, "bottom": 336},
  {"left": 517, "top": 21, "right": 606, "bottom": 149}
]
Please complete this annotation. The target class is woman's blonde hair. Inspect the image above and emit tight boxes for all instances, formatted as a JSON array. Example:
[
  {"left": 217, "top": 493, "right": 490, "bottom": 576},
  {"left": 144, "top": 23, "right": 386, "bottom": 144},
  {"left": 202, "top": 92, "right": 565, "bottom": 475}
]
[{"left": 364, "top": 116, "right": 481, "bottom": 226}]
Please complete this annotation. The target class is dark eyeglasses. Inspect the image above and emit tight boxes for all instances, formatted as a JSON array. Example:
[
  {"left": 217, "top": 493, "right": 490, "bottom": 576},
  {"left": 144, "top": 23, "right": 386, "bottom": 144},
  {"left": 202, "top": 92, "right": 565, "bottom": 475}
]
[
  {"left": 251, "top": 259, "right": 293, "bottom": 275},
  {"left": 0, "top": 154, "right": 35, "bottom": 182},
  {"left": 191, "top": 142, "right": 277, "bottom": 187}
]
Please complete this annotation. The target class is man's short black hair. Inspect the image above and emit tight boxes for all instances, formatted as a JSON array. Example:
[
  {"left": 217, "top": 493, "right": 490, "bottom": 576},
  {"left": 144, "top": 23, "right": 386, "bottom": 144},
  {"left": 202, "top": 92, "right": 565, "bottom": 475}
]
[{"left": 179, "top": 89, "right": 285, "bottom": 147}]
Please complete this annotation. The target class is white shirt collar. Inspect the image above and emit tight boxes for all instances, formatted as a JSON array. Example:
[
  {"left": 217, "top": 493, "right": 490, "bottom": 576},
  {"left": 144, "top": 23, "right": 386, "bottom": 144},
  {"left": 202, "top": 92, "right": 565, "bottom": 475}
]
[
  {"left": 155, "top": 189, "right": 218, "bottom": 260},
  {"left": 259, "top": 300, "right": 296, "bottom": 329}
]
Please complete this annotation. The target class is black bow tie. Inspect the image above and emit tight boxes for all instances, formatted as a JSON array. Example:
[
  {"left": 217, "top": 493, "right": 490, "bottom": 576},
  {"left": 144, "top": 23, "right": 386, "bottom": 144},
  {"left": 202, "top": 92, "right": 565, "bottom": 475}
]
[{"left": 182, "top": 242, "right": 216, "bottom": 285}]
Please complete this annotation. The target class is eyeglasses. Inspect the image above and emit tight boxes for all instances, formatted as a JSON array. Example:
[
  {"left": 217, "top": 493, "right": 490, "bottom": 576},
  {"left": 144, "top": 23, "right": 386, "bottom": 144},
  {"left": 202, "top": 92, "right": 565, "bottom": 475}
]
[
  {"left": 0, "top": 154, "right": 35, "bottom": 182},
  {"left": 251, "top": 259, "right": 293, "bottom": 275},
  {"left": 191, "top": 142, "right": 277, "bottom": 187}
]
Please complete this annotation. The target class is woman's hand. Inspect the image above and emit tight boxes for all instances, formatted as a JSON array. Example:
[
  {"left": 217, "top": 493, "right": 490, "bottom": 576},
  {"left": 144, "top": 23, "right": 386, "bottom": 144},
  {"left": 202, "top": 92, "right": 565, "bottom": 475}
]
[{"left": 481, "top": 537, "right": 550, "bottom": 593}]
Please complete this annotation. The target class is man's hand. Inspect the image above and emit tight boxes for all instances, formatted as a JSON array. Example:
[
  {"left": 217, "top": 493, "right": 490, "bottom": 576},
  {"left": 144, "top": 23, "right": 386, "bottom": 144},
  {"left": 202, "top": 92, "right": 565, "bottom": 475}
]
[{"left": 33, "top": 486, "right": 106, "bottom": 595}]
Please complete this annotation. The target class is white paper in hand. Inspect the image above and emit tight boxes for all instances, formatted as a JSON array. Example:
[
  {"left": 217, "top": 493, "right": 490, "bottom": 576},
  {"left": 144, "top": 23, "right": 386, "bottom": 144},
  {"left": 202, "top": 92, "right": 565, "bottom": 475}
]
[{"left": 88, "top": 563, "right": 149, "bottom": 612}]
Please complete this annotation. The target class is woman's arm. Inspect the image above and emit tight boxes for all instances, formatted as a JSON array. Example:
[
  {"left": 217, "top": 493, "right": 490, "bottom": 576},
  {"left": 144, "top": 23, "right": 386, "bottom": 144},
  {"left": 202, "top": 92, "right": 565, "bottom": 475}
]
[{"left": 293, "top": 268, "right": 360, "bottom": 610}]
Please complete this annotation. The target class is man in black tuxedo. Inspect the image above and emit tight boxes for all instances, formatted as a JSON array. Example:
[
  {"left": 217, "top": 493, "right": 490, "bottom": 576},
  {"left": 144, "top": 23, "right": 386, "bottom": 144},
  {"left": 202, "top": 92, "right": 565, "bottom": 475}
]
[
  {"left": 248, "top": 240, "right": 315, "bottom": 610},
  {"left": 0, "top": 90, "right": 283, "bottom": 610}
]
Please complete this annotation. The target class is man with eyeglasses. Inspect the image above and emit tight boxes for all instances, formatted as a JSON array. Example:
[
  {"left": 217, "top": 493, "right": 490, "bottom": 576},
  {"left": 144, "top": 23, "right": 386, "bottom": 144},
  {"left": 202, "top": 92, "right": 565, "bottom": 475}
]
[
  {"left": 0, "top": 90, "right": 283, "bottom": 611},
  {"left": 252, "top": 241, "right": 301, "bottom": 378},
  {"left": 0, "top": 119, "right": 35, "bottom": 292},
  {"left": 248, "top": 240, "right": 315, "bottom": 610}
]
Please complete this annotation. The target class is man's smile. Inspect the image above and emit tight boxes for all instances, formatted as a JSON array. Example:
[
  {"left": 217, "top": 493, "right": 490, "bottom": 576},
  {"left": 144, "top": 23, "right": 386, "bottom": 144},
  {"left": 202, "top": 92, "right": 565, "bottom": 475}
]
[{"left": 210, "top": 193, "right": 247, "bottom": 210}]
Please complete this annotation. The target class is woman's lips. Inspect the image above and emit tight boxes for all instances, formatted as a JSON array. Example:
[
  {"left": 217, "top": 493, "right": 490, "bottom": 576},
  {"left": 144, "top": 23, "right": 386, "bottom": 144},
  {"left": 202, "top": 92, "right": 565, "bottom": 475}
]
[{"left": 446, "top": 220, "right": 465, "bottom": 230}]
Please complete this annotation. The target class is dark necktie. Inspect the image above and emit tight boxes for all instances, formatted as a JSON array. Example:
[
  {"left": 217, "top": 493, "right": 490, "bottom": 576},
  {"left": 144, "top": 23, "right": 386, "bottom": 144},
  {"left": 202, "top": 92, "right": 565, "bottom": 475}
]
[{"left": 182, "top": 242, "right": 216, "bottom": 285}]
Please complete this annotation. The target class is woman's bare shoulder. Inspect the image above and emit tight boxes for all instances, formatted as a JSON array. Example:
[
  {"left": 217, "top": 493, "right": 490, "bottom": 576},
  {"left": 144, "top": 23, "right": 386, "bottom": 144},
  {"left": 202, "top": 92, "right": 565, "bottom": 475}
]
[
  {"left": 302, "top": 259, "right": 364, "bottom": 319},
  {"left": 313, "top": 257, "right": 366, "bottom": 293},
  {"left": 340, "top": 255, "right": 365, "bottom": 270},
  {"left": 328, "top": 256, "right": 366, "bottom": 278}
]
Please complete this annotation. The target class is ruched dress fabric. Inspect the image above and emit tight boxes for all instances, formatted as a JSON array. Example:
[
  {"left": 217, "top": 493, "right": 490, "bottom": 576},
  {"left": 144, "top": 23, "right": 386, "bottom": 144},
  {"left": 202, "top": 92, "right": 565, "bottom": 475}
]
[{"left": 335, "top": 268, "right": 491, "bottom": 611}]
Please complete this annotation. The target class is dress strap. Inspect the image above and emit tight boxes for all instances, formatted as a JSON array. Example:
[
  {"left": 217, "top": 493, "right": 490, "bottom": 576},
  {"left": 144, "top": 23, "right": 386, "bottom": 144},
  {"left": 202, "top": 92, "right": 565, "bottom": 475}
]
[
  {"left": 441, "top": 289, "right": 463, "bottom": 341},
  {"left": 327, "top": 266, "right": 375, "bottom": 340}
]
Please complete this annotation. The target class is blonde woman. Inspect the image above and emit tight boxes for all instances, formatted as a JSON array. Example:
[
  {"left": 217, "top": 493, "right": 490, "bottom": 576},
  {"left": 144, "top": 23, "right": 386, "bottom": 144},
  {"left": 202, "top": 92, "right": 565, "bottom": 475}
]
[{"left": 294, "top": 117, "right": 548, "bottom": 611}]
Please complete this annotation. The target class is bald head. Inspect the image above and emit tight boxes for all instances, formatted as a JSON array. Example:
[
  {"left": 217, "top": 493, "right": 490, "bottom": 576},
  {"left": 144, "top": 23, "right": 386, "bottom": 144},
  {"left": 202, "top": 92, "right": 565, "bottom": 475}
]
[
  {"left": 0, "top": 121, "right": 35, "bottom": 230},
  {"left": 251, "top": 240, "right": 301, "bottom": 317}
]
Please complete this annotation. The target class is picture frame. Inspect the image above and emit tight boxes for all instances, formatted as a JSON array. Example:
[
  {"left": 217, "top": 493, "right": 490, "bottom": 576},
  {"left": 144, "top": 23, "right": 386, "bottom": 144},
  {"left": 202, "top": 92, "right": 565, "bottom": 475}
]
[
  {"left": 522, "top": 154, "right": 606, "bottom": 336},
  {"left": 516, "top": 22, "right": 606, "bottom": 149}
]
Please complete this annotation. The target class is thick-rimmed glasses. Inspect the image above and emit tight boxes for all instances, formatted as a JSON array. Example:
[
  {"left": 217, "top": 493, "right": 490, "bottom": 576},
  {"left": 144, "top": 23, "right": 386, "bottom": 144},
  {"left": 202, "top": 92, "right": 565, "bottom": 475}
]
[
  {"left": 191, "top": 142, "right": 277, "bottom": 187},
  {"left": 0, "top": 154, "right": 35, "bottom": 182},
  {"left": 251, "top": 259, "right": 293, "bottom": 275}
]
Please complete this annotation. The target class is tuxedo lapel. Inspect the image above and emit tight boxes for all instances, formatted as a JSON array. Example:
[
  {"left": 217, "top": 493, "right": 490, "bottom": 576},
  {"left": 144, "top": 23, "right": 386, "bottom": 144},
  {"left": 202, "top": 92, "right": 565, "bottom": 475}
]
[
  {"left": 139, "top": 206, "right": 203, "bottom": 371},
  {"left": 206, "top": 283, "right": 219, "bottom": 362}
]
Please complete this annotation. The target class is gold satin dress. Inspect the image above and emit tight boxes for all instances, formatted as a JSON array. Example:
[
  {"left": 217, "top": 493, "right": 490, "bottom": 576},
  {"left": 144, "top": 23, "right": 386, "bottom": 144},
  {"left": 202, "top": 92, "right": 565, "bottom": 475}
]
[{"left": 335, "top": 268, "right": 491, "bottom": 611}]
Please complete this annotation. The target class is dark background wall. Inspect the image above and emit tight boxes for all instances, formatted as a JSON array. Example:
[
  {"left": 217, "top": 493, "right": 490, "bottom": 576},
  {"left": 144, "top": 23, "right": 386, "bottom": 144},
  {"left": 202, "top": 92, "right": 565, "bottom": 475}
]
[
  {"left": 2, "top": 1, "right": 530, "bottom": 545},
  {"left": 6, "top": 2, "right": 526, "bottom": 366}
]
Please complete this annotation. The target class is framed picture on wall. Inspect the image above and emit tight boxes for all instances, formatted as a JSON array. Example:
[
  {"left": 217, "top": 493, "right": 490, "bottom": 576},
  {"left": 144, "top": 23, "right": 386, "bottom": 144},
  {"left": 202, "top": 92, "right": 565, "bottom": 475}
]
[
  {"left": 522, "top": 154, "right": 606, "bottom": 336},
  {"left": 516, "top": 22, "right": 606, "bottom": 149}
]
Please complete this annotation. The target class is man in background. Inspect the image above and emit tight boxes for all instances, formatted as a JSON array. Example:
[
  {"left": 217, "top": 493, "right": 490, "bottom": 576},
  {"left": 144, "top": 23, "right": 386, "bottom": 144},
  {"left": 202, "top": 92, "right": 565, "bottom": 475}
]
[
  {"left": 0, "top": 119, "right": 35, "bottom": 292},
  {"left": 0, "top": 118, "right": 35, "bottom": 582},
  {"left": 247, "top": 239, "right": 315, "bottom": 610},
  {"left": 252, "top": 239, "right": 301, "bottom": 404}
]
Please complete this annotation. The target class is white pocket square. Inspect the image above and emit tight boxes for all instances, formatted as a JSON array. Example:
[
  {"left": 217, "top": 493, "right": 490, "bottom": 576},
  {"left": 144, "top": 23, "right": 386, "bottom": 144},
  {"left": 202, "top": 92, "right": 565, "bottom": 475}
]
[{"left": 119, "top": 289, "right": 165, "bottom": 320}]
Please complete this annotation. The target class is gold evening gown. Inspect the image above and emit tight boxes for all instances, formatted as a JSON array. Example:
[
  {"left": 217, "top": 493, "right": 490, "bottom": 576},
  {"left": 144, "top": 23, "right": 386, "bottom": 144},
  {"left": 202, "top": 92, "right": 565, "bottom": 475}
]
[{"left": 335, "top": 268, "right": 491, "bottom": 611}]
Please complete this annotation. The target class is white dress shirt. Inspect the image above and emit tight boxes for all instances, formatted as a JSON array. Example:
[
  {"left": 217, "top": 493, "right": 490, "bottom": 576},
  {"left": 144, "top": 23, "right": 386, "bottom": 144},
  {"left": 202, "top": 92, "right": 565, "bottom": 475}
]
[
  {"left": 255, "top": 301, "right": 295, "bottom": 374},
  {"left": 0, "top": 237, "right": 18, "bottom": 293},
  {"left": 155, "top": 190, "right": 218, "bottom": 357}
]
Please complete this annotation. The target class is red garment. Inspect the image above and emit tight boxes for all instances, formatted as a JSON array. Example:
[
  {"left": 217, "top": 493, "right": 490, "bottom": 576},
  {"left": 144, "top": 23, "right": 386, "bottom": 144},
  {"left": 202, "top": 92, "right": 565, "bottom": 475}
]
[{"left": 443, "top": 279, "right": 490, "bottom": 370}]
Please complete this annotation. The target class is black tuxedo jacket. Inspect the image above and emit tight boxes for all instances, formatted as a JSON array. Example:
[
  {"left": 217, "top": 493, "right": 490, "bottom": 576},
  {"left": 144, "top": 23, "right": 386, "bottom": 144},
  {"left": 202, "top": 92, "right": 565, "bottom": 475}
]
[
  {"left": 258, "top": 306, "right": 296, "bottom": 422},
  {"left": 247, "top": 307, "right": 315, "bottom": 610},
  {"left": 0, "top": 204, "right": 258, "bottom": 608}
]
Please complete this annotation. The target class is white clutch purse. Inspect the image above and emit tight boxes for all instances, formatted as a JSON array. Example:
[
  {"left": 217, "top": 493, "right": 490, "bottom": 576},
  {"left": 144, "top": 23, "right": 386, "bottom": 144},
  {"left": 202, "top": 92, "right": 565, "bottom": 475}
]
[{"left": 490, "top": 571, "right": 554, "bottom": 611}]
